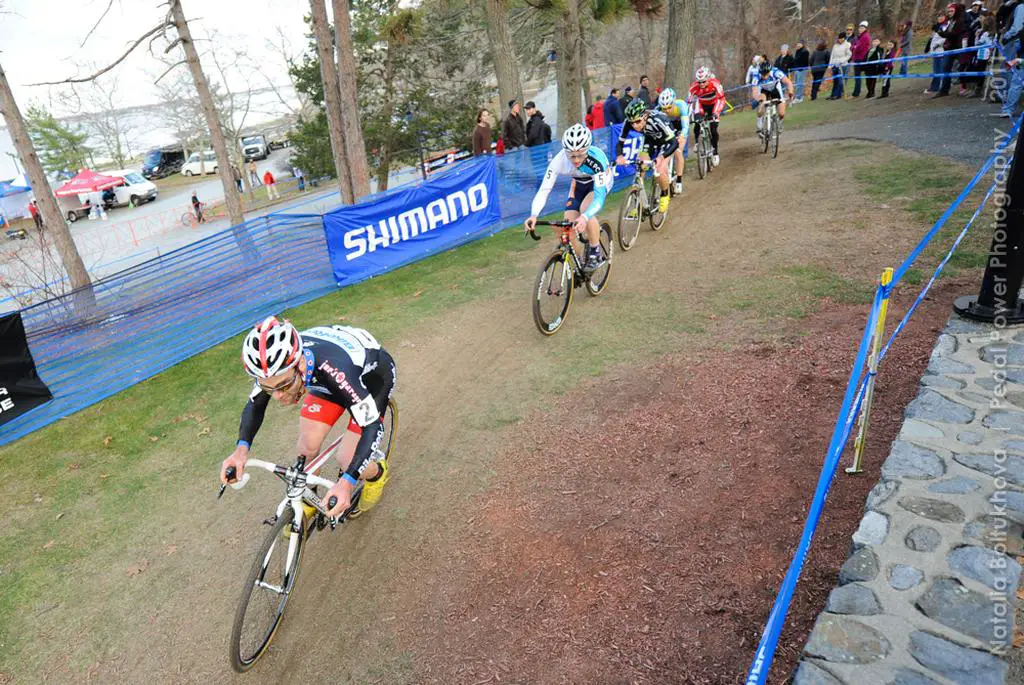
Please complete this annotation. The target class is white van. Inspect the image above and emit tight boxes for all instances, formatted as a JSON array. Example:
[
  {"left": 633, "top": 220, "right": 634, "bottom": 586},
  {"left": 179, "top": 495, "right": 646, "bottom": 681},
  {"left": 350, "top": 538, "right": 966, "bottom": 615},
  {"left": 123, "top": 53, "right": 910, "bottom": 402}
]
[
  {"left": 106, "top": 169, "right": 159, "bottom": 207},
  {"left": 79, "top": 169, "right": 159, "bottom": 210},
  {"left": 180, "top": 151, "right": 219, "bottom": 176}
]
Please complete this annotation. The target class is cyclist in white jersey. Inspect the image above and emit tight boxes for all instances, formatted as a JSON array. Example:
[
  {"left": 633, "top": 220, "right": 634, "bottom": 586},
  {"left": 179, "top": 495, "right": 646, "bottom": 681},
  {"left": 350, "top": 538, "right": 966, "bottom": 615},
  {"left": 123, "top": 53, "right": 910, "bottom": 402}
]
[{"left": 525, "top": 123, "right": 614, "bottom": 272}]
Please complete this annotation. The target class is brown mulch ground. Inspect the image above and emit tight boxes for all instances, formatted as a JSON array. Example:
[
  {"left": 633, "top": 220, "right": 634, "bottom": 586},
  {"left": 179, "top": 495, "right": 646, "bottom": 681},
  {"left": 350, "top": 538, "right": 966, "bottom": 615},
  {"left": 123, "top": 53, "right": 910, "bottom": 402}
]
[{"left": 407, "top": 279, "right": 971, "bottom": 685}]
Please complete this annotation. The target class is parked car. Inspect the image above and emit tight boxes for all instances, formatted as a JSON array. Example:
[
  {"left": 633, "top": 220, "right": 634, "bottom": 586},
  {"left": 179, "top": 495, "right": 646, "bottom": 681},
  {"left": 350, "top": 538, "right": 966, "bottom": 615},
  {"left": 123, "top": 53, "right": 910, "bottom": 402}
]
[
  {"left": 141, "top": 145, "right": 186, "bottom": 179},
  {"left": 180, "top": 151, "right": 219, "bottom": 176},
  {"left": 86, "top": 170, "right": 159, "bottom": 208}
]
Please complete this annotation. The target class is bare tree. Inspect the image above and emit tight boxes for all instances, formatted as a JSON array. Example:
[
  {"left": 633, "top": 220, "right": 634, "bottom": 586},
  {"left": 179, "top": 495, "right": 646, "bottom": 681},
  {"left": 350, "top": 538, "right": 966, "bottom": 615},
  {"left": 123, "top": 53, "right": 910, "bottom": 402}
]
[
  {"left": 556, "top": 0, "right": 584, "bottom": 133},
  {"left": 0, "top": 62, "right": 93, "bottom": 305},
  {"left": 310, "top": 0, "right": 355, "bottom": 203},
  {"left": 664, "top": 0, "right": 697, "bottom": 87},
  {"left": 58, "top": 75, "right": 139, "bottom": 168},
  {"left": 332, "top": 0, "right": 371, "bottom": 199},
  {"left": 485, "top": 0, "right": 525, "bottom": 122}
]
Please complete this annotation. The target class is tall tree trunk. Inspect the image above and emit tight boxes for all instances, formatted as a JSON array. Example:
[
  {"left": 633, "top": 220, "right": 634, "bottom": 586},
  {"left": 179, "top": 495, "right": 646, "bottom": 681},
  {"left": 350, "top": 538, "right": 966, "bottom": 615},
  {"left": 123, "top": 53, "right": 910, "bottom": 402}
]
[
  {"left": 878, "top": 0, "right": 895, "bottom": 35},
  {"left": 485, "top": 0, "right": 524, "bottom": 122},
  {"left": 910, "top": 0, "right": 924, "bottom": 31},
  {"left": 664, "top": 0, "right": 697, "bottom": 88},
  {"left": 332, "top": 0, "right": 371, "bottom": 199},
  {"left": 579, "top": 13, "right": 592, "bottom": 109},
  {"left": 170, "top": 0, "right": 244, "bottom": 228},
  {"left": 0, "top": 60, "right": 93, "bottom": 306},
  {"left": 557, "top": 0, "right": 584, "bottom": 134},
  {"left": 375, "top": 143, "right": 391, "bottom": 192},
  {"left": 854, "top": 0, "right": 867, "bottom": 24},
  {"left": 310, "top": 0, "right": 354, "bottom": 204},
  {"left": 637, "top": 13, "right": 652, "bottom": 78}
]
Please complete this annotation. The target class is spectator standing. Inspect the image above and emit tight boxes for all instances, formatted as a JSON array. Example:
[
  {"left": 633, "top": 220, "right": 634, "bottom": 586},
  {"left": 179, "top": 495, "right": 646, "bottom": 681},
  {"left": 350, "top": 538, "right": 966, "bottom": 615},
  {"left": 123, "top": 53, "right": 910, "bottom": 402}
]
[
  {"left": 472, "top": 108, "right": 492, "bottom": 155},
  {"left": 865, "top": 38, "right": 885, "bottom": 97},
  {"left": 810, "top": 41, "right": 831, "bottom": 100},
  {"left": 774, "top": 44, "right": 795, "bottom": 73},
  {"left": 746, "top": 55, "right": 762, "bottom": 108},
  {"left": 925, "top": 14, "right": 948, "bottom": 93},
  {"left": 231, "top": 164, "right": 243, "bottom": 193},
  {"left": 898, "top": 20, "right": 914, "bottom": 76},
  {"left": 294, "top": 167, "right": 306, "bottom": 192},
  {"left": 247, "top": 160, "right": 261, "bottom": 187},
  {"left": 880, "top": 39, "right": 902, "bottom": 98},
  {"left": 502, "top": 100, "right": 527, "bottom": 149},
  {"left": 604, "top": 88, "right": 624, "bottom": 125},
  {"left": 994, "top": 0, "right": 1024, "bottom": 117},
  {"left": 263, "top": 170, "right": 279, "bottom": 200},
  {"left": 971, "top": 15, "right": 996, "bottom": 97},
  {"left": 829, "top": 33, "right": 852, "bottom": 99},
  {"left": 844, "top": 23, "right": 857, "bottom": 86},
  {"left": 619, "top": 86, "right": 634, "bottom": 112},
  {"left": 933, "top": 3, "right": 968, "bottom": 98},
  {"left": 637, "top": 75, "right": 652, "bottom": 105},
  {"left": 793, "top": 41, "right": 810, "bottom": 101},
  {"left": 27, "top": 200, "right": 42, "bottom": 230},
  {"left": 850, "top": 21, "right": 872, "bottom": 97},
  {"left": 525, "top": 102, "right": 552, "bottom": 146},
  {"left": 589, "top": 95, "right": 605, "bottom": 129}
]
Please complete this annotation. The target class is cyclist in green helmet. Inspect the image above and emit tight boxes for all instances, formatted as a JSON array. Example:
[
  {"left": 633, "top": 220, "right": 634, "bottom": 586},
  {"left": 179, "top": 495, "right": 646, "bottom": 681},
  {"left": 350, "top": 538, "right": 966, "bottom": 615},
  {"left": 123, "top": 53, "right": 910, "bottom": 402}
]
[{"left": 615, "top": 98, "right": 679, "bottom": 214}]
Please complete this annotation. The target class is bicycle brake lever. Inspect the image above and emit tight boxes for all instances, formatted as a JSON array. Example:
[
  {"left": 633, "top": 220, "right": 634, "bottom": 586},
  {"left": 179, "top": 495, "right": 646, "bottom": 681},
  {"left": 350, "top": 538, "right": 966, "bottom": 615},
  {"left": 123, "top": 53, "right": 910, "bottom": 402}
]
[
  {"left": 217, "top": 483, "right": 227, "bottom": 499},
  {"left": 528, "top": 229, "right": 542, "bottom": 241}
]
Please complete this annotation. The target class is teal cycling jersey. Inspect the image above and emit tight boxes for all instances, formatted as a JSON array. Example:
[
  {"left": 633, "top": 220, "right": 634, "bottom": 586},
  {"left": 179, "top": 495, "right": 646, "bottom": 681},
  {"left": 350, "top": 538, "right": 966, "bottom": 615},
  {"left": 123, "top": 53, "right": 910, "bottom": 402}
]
[{"left": 530, "top": 146, "right": 614, "bottom": 220}]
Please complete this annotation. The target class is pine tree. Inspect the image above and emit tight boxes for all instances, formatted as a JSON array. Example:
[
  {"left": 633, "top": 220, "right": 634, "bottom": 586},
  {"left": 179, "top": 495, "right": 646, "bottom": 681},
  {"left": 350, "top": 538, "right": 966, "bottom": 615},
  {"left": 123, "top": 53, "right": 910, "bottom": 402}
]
[{"left": 24, "top": 104, "right": 92, "bottom": 174}]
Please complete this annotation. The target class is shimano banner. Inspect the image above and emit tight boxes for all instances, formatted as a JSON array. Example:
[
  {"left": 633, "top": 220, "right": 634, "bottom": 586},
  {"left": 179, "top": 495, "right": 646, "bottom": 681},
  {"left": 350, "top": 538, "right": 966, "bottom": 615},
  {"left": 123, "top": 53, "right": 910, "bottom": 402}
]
[
  {"left": 0, "top": 311, "right": 52, "bottom": 427},
  {"left": 323, "top": 156, "right": 501, "bottom": 287}
]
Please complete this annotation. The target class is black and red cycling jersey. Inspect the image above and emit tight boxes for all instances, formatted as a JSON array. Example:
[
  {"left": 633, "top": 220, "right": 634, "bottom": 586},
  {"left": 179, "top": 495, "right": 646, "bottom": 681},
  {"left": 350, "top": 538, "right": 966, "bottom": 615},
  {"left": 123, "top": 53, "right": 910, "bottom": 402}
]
[
  {"left": 688, "top": 79, "right": 726, "bottom": 117},
  {"left": 238, "top": 325, "right": 396, "bottom": 484}
]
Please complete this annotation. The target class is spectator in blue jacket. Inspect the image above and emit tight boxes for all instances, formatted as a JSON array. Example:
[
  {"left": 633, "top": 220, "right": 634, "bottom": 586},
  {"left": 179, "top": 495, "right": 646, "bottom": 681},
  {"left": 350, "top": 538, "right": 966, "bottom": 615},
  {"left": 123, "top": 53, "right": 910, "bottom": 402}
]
[{"left": 604, "top": 88, "right": 624, "bottom": 125}]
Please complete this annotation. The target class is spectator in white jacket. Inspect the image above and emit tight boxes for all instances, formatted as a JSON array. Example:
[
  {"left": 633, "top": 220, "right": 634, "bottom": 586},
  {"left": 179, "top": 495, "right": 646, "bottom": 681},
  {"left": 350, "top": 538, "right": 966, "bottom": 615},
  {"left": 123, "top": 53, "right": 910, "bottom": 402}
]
[
  {"left": 746, "top": 55, "right": 763, "bottom": 109},
  {"left": 829, "top": 33, "right": 853, "bottom": 99}
]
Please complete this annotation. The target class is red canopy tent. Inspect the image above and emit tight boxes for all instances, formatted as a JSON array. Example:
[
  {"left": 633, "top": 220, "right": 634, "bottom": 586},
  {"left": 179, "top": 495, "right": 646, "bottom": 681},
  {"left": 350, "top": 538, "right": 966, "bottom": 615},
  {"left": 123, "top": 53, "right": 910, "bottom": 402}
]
[{"left": 54, "top": 169, "right": 123, "bottom": 198}]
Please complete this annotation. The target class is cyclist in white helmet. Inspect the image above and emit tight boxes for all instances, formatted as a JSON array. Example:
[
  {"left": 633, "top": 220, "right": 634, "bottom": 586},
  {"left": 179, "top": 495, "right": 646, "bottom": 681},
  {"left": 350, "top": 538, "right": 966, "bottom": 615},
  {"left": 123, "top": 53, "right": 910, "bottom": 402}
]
[
  {"left": 525, "top": 123, "right": 614, "bottom": 272},
  {"left": 657, "top": 87, "right": 689, "bottom": 195},
  {"left": 220, "top": 316, "right": 397, "bottom": 519}
]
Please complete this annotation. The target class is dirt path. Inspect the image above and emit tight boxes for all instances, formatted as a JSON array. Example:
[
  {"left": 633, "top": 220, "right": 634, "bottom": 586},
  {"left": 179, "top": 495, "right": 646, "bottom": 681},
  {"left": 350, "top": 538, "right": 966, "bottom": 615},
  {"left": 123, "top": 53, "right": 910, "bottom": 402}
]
[{"left": 11, "top": 113, "right": 983, "bottom": 683}]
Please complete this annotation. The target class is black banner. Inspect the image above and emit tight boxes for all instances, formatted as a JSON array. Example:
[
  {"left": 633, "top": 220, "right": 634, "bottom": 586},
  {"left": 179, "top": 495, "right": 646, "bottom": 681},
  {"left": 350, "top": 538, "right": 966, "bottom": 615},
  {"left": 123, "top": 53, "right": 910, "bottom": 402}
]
[{"left": 0, "top": 311, "right": 52, "bottom": 427}]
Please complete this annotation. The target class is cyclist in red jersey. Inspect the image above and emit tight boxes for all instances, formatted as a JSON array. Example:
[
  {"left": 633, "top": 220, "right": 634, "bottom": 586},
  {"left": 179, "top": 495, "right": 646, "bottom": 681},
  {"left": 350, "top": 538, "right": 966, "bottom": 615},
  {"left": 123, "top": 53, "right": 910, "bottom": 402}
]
[{"left": 687, "top": 66, "right": 726, "bottom": 167}]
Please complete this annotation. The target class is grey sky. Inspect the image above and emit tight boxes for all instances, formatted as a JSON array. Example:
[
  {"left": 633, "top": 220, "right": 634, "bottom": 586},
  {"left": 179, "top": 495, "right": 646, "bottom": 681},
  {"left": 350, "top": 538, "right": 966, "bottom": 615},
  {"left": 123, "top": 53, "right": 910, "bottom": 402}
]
[{"left": 0, "top": 0, "right": 312, "bottom": 111}]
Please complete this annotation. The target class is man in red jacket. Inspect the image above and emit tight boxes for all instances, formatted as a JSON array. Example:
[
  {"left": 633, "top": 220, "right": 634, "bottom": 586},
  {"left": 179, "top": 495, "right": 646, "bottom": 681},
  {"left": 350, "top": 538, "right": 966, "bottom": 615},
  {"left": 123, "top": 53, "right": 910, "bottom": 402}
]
[
  {"left": 589, "top": 95, "right": 605, "bottom": 129},
  {"left": 850, "top": 20, "right": 872, "bottom": 97}
]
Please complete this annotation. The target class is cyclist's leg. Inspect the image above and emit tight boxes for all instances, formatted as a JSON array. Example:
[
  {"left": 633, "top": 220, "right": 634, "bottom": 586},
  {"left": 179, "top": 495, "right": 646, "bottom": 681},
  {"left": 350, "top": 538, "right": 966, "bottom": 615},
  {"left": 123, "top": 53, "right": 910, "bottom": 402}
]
[
  {"left": 298, "top": 394, "right": 345, "bottom": 466},
  {"left": 777, "top": 94, "right": 788, "bottom": 119},
  {"left": 349, "top": 353, "right": 397, "bottom": 513},
  {"left": 576, "top": 191, "right": 600, "bottom": 247},
  {"left": 710, "top": 118, "right": 720, "bottom": 154}
]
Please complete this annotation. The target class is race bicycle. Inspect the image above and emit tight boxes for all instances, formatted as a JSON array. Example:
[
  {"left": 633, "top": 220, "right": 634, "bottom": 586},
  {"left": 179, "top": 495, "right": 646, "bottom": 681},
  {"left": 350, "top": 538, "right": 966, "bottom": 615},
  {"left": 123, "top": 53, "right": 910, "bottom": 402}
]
[
  {"left": 219, "top": 398, "right": 398, "bottom": 672},
  {"left": 528, "top": 220, "right": 612, "bottom": 335},
  {"left": 616, "top": 156, "right": 667, "bottom": 251},
  {"left": 693, "top": 114, "right": 715, "bottom": 179},
  {"left": 758, "top": 98, "right": 783, "bottom": 158}
]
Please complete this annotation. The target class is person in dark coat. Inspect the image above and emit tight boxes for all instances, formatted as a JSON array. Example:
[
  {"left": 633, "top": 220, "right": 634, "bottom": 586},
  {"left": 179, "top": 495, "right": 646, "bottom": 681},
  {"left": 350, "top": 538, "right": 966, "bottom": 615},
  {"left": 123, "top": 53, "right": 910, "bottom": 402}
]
[
  {"left": 792, "top": 41, "right": 810, "bottom": 101},
  {"left": 524, "top": 102, "right": 552, "bottom": 147},
  {"left": 864, "top": 38, "right": 885, "bottom": 97},
  {"left": 637, "top": 75, "right": 652, "bottom": 105},
  {"left": 809, "top": 41, "right": 832, "bottom": 100},
  {"left": 604, "top": 88, "right": 624, "bottom": 125},
  {"left": 619, "top": 85, "right": 634, "bottom": 113},
  {"left": 774, "top": 44, "right": 795, "bottom": 73},
  {"left": 502, "top": 100, "right": 527, "bottom": 149},
  {"left": 934, "top": 3, "right": 969, "bottom": 97}
]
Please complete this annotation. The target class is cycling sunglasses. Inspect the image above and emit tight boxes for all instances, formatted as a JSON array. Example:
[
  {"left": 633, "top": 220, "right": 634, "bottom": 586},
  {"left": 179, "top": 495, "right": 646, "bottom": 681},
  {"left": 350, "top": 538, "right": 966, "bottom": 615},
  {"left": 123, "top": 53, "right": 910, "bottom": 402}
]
[{"left": 259, "top": 369, "right": 301, "bottom": 393}]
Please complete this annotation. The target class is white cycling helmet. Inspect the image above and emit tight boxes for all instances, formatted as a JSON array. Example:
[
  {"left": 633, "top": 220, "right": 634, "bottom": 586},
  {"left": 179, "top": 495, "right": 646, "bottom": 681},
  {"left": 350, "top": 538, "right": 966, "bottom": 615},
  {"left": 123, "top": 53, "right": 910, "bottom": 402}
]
[
  {"left": 242, "top": 316, "right": 303, "bottom": 379},
  {"left": 657, "top": 88, "right": 676, "bottom": 108},
  {"left": 695, "top": 66, "right": 711, "bottom": 83},
  {"left": 561, "top": 123, "right": 592, "bottom": 152}
]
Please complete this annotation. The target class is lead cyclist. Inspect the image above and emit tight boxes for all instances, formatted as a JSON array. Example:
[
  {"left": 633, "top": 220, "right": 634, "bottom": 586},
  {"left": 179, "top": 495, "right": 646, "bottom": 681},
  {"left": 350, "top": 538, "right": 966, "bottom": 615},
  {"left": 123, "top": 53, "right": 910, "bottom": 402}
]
[{"left": 524, "top": 123, "right": 614, "bottom": 272}]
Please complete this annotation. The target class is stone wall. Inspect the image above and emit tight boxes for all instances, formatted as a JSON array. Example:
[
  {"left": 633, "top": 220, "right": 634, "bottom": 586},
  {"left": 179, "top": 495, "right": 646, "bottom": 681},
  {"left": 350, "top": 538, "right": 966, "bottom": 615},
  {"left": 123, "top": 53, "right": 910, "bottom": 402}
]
[{"left": 793, "top": 316, "right": 1024, "bottom": 685}]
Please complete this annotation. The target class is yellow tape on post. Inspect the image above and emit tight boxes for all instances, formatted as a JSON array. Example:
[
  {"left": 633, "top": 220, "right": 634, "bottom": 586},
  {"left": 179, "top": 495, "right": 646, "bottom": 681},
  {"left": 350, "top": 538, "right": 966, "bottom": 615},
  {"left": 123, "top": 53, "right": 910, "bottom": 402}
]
[{"left": 849, "top": 267, "right": 894, "bottom": 475}]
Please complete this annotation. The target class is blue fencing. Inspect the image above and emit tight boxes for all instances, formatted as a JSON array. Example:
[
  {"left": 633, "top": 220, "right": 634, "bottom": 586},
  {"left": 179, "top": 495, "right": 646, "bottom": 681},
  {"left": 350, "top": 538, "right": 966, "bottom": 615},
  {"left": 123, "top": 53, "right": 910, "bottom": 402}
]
[
  {"left": 744, "top": 113, "right": 1022, "bottom": 685},
  {"left": 0, "top": 128, "right": 638, "bottom": 446}
]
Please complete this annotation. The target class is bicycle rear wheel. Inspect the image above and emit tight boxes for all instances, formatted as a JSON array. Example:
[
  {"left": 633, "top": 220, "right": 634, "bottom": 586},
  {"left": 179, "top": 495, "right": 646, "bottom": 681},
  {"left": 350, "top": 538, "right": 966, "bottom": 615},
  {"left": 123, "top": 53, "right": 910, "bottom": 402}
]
[
  {"left": 229, "top": 507, "right": 304, "bottom": 672},
  {"left": 617, "top": 188, "right": 642, "bottom": 251},
  {"left": 585, "top": 222, "right": 613, "bottom": 296},
  {"left": 771, "top": 114, "right": 780, "bottom": 158},
  {"left": 697, "top": 136, "right": 709, "bottom": 179},
  {"left": 532, "top": 251, "right": 573, "bottom": 335}
]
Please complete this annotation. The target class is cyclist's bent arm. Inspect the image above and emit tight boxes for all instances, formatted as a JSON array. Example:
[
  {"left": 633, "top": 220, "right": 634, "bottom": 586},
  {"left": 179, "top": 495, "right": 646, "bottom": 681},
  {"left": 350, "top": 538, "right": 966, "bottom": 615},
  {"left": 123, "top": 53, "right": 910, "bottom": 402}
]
[
  {"left": 238, "top": 387, "right": 271, "bottom": 447},
  {"left": 616, "top": 124, "right": 633, "bottom": 156},
  {"left": 583, "top": 173, "right": 611, "bottom": 220}
]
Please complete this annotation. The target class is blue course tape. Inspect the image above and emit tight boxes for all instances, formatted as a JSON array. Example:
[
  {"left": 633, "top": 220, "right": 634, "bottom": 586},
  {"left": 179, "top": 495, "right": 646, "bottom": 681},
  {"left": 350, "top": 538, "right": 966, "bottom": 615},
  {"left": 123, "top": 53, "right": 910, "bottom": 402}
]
[
  {"left": 744, "top": 112, "right": 1020, "bottom": 685},
  {"left": 745, "top": 285, "right": 883, "bottom": 685}
]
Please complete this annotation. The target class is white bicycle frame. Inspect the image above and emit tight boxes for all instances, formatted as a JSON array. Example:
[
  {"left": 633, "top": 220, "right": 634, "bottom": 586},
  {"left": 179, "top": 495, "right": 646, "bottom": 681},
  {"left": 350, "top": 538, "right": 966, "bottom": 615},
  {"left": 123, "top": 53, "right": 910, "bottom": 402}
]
[{"left": 230, "top": 432, "right": 352, "bottom": 577}]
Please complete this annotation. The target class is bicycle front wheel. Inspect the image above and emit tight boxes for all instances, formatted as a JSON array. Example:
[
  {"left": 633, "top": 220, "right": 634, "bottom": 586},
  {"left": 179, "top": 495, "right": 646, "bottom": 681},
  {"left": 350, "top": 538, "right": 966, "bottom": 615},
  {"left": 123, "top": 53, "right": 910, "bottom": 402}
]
[
  {"left": 761, "top": 117, "right": 770, "bottom": 154},
  {"left": 649, "top": 182, "right": 667, "bottom": 231},
  {"left": 585, "top": 222, "right": 613, "bottom": 296},
  {"left": 532, "top": 251, "right": 573, "bottom": 335},
  {"left": 229, "top": 507, "right": 304, "bottom": 672},
  {"left": 696, "top": 137, "right": 708, "bottom": 179},
  {"left": 771, "top": 115, "right": 780, "bottom": 158},
  {"left": 181, "top": 212, "right": 194, "bottom": 228},
  {"left": 617, "top": 188, "right": 642, "bottom": 251}
]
